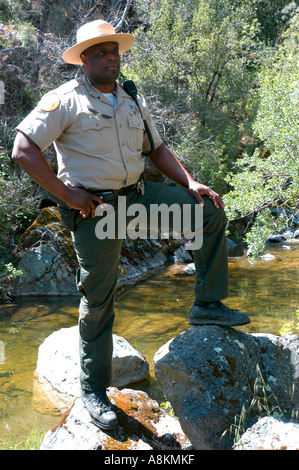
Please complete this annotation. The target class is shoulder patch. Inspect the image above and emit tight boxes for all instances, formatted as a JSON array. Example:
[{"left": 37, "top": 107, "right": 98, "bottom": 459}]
[{"left": 38, "top": 92, "right": 61, "bottom": 112}]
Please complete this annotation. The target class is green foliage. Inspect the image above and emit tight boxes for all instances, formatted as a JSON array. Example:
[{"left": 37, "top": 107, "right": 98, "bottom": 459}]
[
  {"left": 0, "top": 262, "right": 23, "bottom": 303},
  {"left": 126, "top": 0, "right": 296, "bottom": 259},
  {"left": 160, "top": 400, "right": 174, "bottom": 416},
  {"left": 279, "top": 307, "right": 299, "bottom": 335},
  {"left": 244, "top": 209, "right": 286, "bottom": 259},
  {"left": 0, "top": 153, "right": 40, "bottom": 257},
  {"left": 1, "top": 262, "right": 23, "bottom": 278},
  {"left": 0, "top": 0, "right": 10, "bottom": 22},
  {"left": 126, "top": 0, "right": 285, "bottom": 191},
  {"left": 17, "top": 22, "right": 38, "bottom": 47},
  {"left": 224, "top": 14, "right": 299, "bottom": 259},
  {"left": 1, "top": 0, "right": 298, "bottom": 265},
  {"left": 0, "top": 428, "right": 45, "bottom": 450}
]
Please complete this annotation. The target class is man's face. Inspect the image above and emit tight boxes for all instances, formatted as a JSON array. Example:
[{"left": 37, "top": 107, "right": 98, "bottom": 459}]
[{"left": 81, "top": 42, "right": 120, "bottom": 91}]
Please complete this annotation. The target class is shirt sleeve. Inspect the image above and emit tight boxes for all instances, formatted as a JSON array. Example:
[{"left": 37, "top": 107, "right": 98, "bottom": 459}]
[{"left": 16, "top": 92, "right": 72, "bottom": 152}]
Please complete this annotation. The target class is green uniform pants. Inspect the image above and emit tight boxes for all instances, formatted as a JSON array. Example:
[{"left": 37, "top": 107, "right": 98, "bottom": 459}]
[{"left": 70, "top": 181, "right": 229, "bottom": 392}]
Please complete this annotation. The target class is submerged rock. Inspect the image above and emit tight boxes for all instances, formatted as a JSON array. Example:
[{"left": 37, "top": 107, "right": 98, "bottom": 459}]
[{"left": 154, "top": 327, "right": 299, "bottom": 450}]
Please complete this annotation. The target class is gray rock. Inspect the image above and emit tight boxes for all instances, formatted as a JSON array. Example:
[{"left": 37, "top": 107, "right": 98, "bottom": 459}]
[
  {"left": 118, "top": 238, "right": 168, "bottom": 285},
  {"left": 268, "top": 234, "right": 286, "bottom": 243},
  {"left": 271, "top": 208, "right": 299, "bottom": 226},
  {"left": 112, "top": 335, "right": 150, "bottom": 388},
  {"left": 268, "top": 227, "right": 299, "bottom": 245},
  {"left": 35, "top": 326, "right": 149, "bottom": 408},
  {"left": 236, "top": 416, "right": 299, "bottom": 450},
  {"left": 282, "top": 229, "right": 296, "bottom": 240},
  {"left": 173, "top": 245, "right": 193, "bottom": 264},
  {"left": 183, "top": 263, "right": 195, "bottom": 274},
  {"left": 154, "top": 327, "right": 299, "bottom": 450},
  {"left": 15, "top": 244, "right": 77, "bottom": 296},
  {"left": 226, "top": 238, "right": 244, "bottom": 257}
]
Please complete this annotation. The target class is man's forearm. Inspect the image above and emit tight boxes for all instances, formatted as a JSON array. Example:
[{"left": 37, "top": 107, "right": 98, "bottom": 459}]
[
  {"left": 149, "top": 143, "right": 194, "bottom": 188},
  {"left": 149, "top": 143, "right": 225, "bottom": 209},
  {"left": 12, "top": 131, "right": 104, "bottom": 216}
]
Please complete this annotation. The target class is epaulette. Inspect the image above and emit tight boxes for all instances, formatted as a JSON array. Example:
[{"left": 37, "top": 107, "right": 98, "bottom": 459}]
[{"left": 54, "top": 79, "right": 81, "bottom": 97}]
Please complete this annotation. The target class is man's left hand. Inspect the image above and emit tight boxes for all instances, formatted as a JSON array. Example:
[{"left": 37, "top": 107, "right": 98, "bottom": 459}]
[{"left": 188, "top": 181, "right": 225, "bottom": 209}]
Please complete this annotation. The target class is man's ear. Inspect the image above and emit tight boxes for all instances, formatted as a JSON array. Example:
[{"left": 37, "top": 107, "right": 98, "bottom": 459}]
[{"left": 80, "top": 52, "right": 87, "bottom": 67}]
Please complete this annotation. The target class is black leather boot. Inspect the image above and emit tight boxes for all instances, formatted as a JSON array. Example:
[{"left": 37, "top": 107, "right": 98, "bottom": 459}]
[
  {"left": 189, "top": 300, "right": 251, "bottom": 326},
  {"left": 81, "top": 389, "right": 118, "bottom": 431}
]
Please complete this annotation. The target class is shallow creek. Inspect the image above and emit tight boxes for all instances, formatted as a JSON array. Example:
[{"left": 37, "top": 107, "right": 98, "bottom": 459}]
[{"left": 0, "top": 244, "right": 298, "bottom": 445}]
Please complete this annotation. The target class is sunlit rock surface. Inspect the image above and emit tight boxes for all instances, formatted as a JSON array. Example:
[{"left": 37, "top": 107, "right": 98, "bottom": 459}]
[{"left": 35, "top": 326, "right": 149, "bottom": 409}]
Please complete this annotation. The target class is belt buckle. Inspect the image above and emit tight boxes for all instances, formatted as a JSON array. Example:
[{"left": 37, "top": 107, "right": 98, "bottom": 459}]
[
  {"left": 101, "top": 191, "right": 116, "bottom": 202},
  {"left": 93, "top": 190, "right": 115, "bottom": 203}
]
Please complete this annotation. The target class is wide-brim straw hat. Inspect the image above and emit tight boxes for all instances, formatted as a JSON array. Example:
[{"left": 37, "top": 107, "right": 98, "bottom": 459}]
[{"left": 63, "top": 19, "right": 135, "bottom": 65}]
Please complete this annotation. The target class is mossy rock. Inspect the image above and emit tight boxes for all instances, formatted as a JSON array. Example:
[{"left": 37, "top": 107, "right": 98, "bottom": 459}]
[{"left": 13, "top": 207, "right": 77, "bottom": 271}]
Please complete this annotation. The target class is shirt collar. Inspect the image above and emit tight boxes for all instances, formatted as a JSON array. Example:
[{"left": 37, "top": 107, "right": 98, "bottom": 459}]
[
  {"left": 83, "top": 74, "right": 101, "bottom": 98},
  {"left": 83, "top": 74, "right": 120, "bottom": 97},
  {"left": 83, "top": 74, "right": 131, "bottom": 109}
]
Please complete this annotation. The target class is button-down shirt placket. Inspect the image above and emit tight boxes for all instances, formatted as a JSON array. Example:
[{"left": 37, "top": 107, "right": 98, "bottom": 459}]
[
  {"left": 113, "top": 92, "right": 130, "bottom": 187},
  {"left": 85, "top": 77, "right": 132, "bottom": 187}
]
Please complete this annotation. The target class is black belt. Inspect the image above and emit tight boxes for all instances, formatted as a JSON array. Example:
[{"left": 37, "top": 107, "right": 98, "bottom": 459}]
[{"left": 88, "top": 182, "right": 137, "bottom": 202}]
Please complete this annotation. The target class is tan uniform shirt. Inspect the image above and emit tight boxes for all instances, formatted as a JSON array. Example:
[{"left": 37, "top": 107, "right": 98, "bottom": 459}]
[{"left": 17, "top": 74, "right": 162, "bottom": 190}]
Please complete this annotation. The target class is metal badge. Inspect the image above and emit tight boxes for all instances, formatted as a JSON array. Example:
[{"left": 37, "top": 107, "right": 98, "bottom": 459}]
[{"left": 137, "top": 180, "right": 145, "bottom": 195}]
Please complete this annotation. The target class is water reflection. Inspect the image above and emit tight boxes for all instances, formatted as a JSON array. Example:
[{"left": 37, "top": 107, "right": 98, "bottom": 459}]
[{"left": 0, "top": 244, "right": 298, "bottom": 445}]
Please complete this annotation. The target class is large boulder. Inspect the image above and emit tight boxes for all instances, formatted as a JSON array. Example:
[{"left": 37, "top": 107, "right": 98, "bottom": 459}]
[
  {"left": 35, "top": 326, "right": 149, "bottom": 410},
  {"left": 12, "top": 207, "right": 77, "bottom": 296},
  {"left": 154, "top": 327, "right": 299, "bottom": 450},
  {"left": 36, "top": 327, "right": 192, "bottom": 451}
]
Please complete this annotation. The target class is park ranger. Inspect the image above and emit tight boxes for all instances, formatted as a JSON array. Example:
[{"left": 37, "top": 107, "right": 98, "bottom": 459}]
[{"left": 12, "top": 19, "right": 250, "bottom": 432}]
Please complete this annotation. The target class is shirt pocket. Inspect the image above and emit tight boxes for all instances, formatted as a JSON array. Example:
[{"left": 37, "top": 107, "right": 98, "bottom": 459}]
[
  {"left": 80, "top": 114, "right": 114, "bottom": 153},
  {"left": 127, "top": 113, "right": 145, "bottom": 152}
]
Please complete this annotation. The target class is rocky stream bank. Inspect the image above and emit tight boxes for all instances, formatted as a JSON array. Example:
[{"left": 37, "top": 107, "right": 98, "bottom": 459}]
[
  {"left": 9, "top": 206, "right": 299, "bottom": 450},
  {"left": 35, "top": 325, "right": 299, "bottom": 450},
  {"left": 11, "top": 206, "right": 245, "bottom": 297}
]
